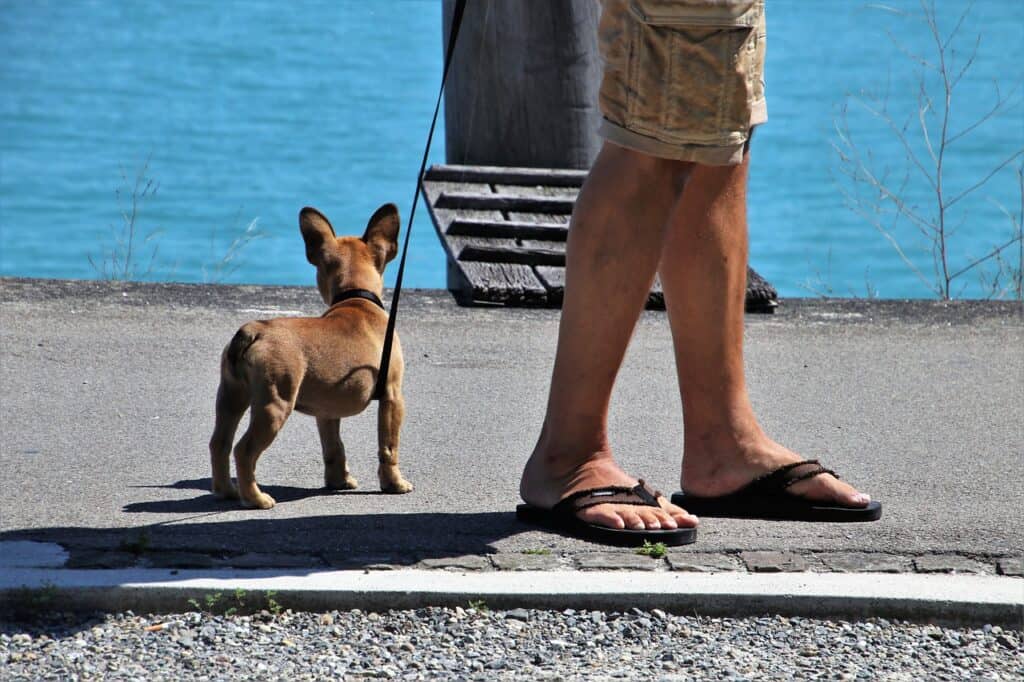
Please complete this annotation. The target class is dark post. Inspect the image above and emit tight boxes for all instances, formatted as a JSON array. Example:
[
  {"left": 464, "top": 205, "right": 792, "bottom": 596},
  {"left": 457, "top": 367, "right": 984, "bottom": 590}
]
[{"left": 442, "top": 0, "right": 603, "bottom": 170}]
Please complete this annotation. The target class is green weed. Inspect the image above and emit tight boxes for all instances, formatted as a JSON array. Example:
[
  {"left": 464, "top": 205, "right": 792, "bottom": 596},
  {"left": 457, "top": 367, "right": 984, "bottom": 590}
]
[{"left": 635, "top": 540, "right": 668, "bottom": 559}]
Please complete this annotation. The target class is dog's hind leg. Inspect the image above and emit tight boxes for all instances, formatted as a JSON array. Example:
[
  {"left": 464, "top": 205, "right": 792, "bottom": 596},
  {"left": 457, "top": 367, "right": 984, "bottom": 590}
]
[
  {"left": 209, "top": 379, "right": 247, "bottom": 500},
  {"left": 234, "top": 385, "right": 293, "bottom": 510},
  {"left": 318, "top": 418, "right": 358, "bottom": 490},
  {"left": 377, "top": 393, "right": 413, "bottom": 494}
]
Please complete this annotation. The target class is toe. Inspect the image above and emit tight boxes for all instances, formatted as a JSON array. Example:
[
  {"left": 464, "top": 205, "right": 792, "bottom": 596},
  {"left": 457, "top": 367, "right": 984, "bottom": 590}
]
[
  {"left": 620, "top": 509, "right": 646, "bottom": 530},
  {"left": 658, "top": 497, "right": 698, "bottom": 528},
  {"left": 790, "top": 474, "right": 870, "bottom": 508},
  {"left": 578, "top": 505, "right": 627, "bottom": 530},
  {"left": 578, "top": 501, "right": 699, "bottom": 532},
  {"left": 672, "top": 510, "right": 698, "bottom": 527},
  {"left": 636, "top": 508, "right": 662, "bottom": 530},
  {"left": 826, "top": 476, "right": 869, "bottom": 507},
  {"left": 656, "top": 509, "right": 678, "bottom": 530}
]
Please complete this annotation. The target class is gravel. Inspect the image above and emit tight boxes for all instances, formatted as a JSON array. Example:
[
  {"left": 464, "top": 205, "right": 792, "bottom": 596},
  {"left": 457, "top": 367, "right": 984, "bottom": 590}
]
[{"left": 2, "top": 608, "right": 1021, "bottom": 680}]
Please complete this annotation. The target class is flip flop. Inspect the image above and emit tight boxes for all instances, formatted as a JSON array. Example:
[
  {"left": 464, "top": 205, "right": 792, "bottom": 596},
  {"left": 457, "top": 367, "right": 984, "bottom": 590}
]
[
  {"left": 670, "top": 460, "right": 882, "bottom": 522},
  {"left": 516, "top": 479, "right": 697, "bottom": 547}
]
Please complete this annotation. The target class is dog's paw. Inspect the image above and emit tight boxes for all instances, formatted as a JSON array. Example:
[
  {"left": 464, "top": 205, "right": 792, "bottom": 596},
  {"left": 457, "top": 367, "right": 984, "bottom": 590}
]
[
  {"left": 380, "top": 478, "right": 413, "bottom": 494},
  {"left": 325, "top": 474, "right": 359, "bottom": 491},
  {"left": 240, "top": 492, "right": 277, "bottom": 510}
]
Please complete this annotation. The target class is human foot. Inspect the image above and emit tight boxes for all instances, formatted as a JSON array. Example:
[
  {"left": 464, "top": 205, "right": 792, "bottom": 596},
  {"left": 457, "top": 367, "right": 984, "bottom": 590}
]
[
  {"left": 520, "top": 448, "right": 698, "bottom": 531},
  {"left": 681, "top": 432, "right": 871, "bottom": 509}
]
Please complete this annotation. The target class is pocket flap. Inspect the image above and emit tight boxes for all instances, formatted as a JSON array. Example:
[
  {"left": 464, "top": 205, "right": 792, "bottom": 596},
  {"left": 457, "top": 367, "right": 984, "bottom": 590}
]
[{"left": 628, "top": 0, "right": 761, "bottom": 28}]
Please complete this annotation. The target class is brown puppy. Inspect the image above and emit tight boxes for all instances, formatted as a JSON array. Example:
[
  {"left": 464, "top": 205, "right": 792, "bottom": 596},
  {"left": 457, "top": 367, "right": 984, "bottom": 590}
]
[{"left": 208, "top": 204, "right": 411, "bottom": 509}]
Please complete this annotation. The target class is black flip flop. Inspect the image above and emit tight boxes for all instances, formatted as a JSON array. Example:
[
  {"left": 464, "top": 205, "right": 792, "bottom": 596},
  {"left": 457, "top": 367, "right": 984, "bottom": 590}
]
[
  {"left": 670, "top": 460, "right": 882, "bottom": 522},
  {"left": 516, "top": 480, "right": 697, "bottom": 547}
]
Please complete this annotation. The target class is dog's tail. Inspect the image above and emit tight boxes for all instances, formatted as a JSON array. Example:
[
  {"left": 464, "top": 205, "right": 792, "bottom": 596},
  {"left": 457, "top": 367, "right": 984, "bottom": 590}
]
[{"left": 224, "top": 324, "right": 261, "bottom": 382}]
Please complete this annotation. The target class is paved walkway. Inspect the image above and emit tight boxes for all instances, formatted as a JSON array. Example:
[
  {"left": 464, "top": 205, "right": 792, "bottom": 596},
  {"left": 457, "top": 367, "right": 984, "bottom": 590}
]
[{"left": 1, "top": 279, "right": 1021, "bottom": 620}]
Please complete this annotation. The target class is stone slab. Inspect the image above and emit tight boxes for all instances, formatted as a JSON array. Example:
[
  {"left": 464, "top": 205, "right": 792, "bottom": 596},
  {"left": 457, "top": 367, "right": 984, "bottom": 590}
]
[
  {"left": 913, "top": 555, "right": 994, "bottom": 575},
  {"left": 666, "top": 552, "right": 741, "bottom": 573},
  {"left": 491, "top": 553, "right": 569, "bottom": 571},
  {"left": 417, "top": 555, "right": 493, "bottom": 571},
  {"left": 324, "top": 554, "right": 415, "bottom": 570},
  {"left": 818, "top": 552, "right": 913, "bottom": 573},
  {"left": 996, "top": 557, "right": 1023, "bottom": 577},
  {"left": 223, "top": 553, "right": 324, "bottom": 569},
  {"left": 65, "top": 551, "right": 138, "bottom": 569},
  {"left": 740, "top": 551, "right": 816, "bottom": 573},
  {"left": 576, "top": 553, "right": 666, "bottom": 571},
  {"left": 144, "top": 552, "right": 217, "bottom": 569}
]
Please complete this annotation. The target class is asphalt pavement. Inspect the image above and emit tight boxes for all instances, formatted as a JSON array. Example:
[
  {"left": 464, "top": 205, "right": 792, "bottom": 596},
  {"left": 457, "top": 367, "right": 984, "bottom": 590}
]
[{"left": 1, "top": 278, "right": 1021, "bottom": 569}]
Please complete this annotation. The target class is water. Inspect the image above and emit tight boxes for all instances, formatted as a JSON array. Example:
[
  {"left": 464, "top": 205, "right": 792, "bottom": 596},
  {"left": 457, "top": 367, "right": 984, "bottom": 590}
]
[{"left": 2, "top": 0, "right": 1022, "bottom": 298}]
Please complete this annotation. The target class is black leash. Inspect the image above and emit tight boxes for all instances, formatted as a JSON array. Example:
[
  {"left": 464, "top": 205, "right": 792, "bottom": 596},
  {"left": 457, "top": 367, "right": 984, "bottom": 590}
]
[{"left": 373, "top": 0, "right": 467, "bottom": 401}]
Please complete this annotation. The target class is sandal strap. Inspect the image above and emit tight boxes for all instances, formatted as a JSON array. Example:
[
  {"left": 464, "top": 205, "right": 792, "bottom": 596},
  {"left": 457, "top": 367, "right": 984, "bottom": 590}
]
[
  {"left": 781, "top": 466, "right": 838, "bottom": 489},
  {"left": 554, "top": 479, "right": 664, "bottom": 514},
  {"left": 749, "top": 459, "right": 839, "bottom": 494}
]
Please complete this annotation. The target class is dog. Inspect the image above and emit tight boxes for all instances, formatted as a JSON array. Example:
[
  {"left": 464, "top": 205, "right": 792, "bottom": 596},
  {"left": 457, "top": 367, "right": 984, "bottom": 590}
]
[{"left": 208, "top": 204, "right": 411, "bottom": 509}]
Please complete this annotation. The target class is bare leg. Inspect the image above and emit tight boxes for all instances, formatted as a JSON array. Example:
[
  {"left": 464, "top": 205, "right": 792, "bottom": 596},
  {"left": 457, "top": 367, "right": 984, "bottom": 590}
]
[
  {"left": 318, "top": 417, "right": 358, "bottom": 490},
  {"left": 377, "top": 393, "right": 412, "bottom": 494},
  {"left": 209, "top": 379, "right": 246, "bottom": 499},
  {"left": 520, "top": 142, "right": 697, "bottom": 531},
  {"left": 660, "top": 153, "right": 869, "bottom": 506}
]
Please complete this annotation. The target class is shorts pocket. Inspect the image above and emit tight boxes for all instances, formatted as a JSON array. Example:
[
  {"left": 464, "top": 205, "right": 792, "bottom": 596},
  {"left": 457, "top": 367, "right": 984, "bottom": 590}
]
[{"left": 628, "top": 0, "right": 761, "bottom": 28}]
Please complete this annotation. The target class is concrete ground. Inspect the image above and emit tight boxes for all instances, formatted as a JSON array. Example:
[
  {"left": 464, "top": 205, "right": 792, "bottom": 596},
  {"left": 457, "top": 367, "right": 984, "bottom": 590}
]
[{"left": 1, "top": 279, "right": 1021, "bottom": 581}]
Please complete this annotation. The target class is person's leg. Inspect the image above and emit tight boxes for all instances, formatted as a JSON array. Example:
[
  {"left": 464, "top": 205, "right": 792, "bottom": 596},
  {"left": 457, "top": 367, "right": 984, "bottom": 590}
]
[
  {"left": 658, "top": 152, "right": 870, "bottom": 506},
  {"left": 519, "top": 141, "right": 698, "bottom": 531}
]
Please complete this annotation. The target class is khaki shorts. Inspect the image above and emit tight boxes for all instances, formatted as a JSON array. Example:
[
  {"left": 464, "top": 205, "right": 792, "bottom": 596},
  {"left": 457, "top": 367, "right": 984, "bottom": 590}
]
[{"left": 598, "top": 0, "right": 768, "bottom": 166}]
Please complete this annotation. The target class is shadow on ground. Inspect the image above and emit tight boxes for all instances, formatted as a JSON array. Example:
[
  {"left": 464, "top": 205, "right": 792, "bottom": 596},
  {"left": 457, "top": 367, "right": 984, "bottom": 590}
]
[
  {"left": 123, "top": 478, "right": 390, "bottom": 514},
  {"left": 2, "top": 507, "right": 527, "bottom": 566}
]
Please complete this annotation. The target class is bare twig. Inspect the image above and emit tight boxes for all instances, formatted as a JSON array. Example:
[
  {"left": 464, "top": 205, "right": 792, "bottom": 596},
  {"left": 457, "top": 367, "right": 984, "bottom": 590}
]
[
  {"left": 947, "top": 233, "right": 1023, "bottom": 282},
  {"left": 945, "top": 149, "right": 1024, "bottom": 209},
  {"left": 89, "top": 158, "right": 164, "bottom": 281},
  {"left": 832, "top": 0, "right": 1023, "bottom": 300},
  {"left": 202, "top": 217, "right": 266, "bottom": 284}
]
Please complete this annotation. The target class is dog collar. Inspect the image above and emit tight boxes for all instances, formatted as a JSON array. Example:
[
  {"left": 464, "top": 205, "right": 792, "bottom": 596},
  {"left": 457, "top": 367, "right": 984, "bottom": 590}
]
[{"left": 329, "top": 288, "right": 386, "bottom": 310}]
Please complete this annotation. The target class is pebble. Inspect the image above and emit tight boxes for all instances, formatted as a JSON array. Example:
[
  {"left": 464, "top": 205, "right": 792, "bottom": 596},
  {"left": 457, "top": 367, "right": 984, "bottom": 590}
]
[{"left": 1, "top": 609, "right": 1021, "bottom": 680}]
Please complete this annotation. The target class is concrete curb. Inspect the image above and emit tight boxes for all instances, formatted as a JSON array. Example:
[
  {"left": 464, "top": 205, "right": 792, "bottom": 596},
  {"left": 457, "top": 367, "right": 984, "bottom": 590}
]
[{"left": 2, "top": 568, "right": 1021, "bottom": 629}]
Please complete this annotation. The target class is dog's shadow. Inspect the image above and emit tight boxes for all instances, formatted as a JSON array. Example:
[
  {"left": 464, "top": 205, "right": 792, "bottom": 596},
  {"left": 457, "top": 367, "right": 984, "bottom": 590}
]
[{"left": 124, "top": 478, "right": 387, "bottom": 514}]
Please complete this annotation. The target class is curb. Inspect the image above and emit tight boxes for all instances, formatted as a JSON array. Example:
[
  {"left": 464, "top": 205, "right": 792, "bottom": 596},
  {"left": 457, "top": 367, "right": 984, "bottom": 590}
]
[
  {"left": 11, "top": 540, "right": 1020, "bottom": 577},
  {"left": 3, "top": 568, "right": 1021, "bottom": 629}
]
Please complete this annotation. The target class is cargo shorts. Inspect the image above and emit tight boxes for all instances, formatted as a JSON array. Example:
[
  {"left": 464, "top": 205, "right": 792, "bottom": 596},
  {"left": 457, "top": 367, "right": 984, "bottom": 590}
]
[{"left": 598, "top": 0, "right": 768, "bottom": 166}]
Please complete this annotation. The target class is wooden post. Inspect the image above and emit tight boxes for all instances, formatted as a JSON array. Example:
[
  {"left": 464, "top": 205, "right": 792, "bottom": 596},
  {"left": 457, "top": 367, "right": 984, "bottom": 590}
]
[{"left": 442, "top": 0, "right": 603, "bottom": 170}]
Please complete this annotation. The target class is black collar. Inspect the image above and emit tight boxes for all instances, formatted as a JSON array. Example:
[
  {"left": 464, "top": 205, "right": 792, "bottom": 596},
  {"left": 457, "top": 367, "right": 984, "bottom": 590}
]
[{"left": 329, "top": 288, "right": 386, "bottom": 310}]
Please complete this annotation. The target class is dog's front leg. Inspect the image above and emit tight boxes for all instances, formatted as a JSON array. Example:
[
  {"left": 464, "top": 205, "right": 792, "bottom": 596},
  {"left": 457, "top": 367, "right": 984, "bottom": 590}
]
[
  {"left": 377, "top": 393, "right": 412, "bottom": 493},
  {"left": 317, "top": 417, "right": 358, "bottom": 490}
]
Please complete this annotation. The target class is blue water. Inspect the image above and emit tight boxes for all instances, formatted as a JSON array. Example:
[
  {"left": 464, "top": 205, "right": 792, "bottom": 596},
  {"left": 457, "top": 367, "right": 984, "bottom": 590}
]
[{"left": 2, "top": 0, "right": 1022, "bottom": 298}]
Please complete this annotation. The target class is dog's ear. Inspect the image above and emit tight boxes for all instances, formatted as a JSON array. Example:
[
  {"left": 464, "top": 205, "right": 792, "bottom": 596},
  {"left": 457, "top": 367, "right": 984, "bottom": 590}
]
[
  {"left": 299, "top": 207, "right": 336, "bottom": 265},
  {"left": 362, "top": 203, "right": 400, "bottom": 271}
]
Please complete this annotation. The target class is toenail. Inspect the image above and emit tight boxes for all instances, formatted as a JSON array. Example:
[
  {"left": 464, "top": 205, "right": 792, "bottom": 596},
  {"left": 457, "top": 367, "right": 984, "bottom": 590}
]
[{"left": 856, "top": 494, "right": 871, "bottom": 504}]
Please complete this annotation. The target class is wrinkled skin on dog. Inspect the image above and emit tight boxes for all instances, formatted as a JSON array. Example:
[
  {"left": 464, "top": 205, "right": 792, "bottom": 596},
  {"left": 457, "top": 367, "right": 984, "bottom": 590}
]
[{"left": 208, "top": 204, "right": 411, "bottom": 509}]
